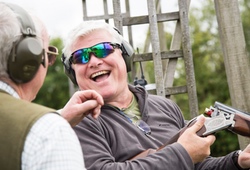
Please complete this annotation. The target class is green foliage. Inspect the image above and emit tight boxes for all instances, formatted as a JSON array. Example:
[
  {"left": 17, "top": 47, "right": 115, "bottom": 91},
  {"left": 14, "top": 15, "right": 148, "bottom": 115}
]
[
  {"left": 33, "top": 38, "right": 70, "bottom": 109},
  {"left": 241, "top": 0, "right": 250, "bottom": 53},
  {"left": 211, "top": 131, "right": 240, "bottom": 157}
]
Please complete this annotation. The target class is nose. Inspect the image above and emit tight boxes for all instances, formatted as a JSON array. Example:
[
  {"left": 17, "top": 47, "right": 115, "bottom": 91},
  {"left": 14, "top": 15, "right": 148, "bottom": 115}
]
[{"left": 88, "top": 53, "right": 103, "bottom": 68}]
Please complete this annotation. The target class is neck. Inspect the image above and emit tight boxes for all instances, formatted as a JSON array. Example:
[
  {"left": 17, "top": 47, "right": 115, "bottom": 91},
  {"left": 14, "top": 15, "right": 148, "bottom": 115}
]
[
  {"left": 2, "top": 78, "right": 34, "bottom": 101},
  {"left": 105, "top": 89, "right": 133, "bottom": 110}
]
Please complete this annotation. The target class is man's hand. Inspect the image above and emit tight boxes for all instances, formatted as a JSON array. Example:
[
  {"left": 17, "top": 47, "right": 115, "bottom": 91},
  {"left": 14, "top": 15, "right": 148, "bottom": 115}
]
[
  {"left": 177, "top": 115, "right": 216, "bottom": 164},
  {"left": 238, "top": 144, "right": 250, "bottom": 169},
  {"left": 61, "top": 90, "right": 104, "bottom": 127}
]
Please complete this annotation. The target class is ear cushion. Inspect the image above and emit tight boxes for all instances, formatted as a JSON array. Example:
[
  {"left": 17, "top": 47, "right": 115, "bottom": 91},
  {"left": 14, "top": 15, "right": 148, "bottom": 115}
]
[
  {"left": 113, "top": 27, "right": 134, "bottom": 72},
  {"left": 8, "top": 37, "right": 43, "bottom": 83},
  {"left": 61, "top": 53, "right": 77, "bottom": 85},
  {"left": 120, "top": 39, "right": 134, "bottom": 72}
]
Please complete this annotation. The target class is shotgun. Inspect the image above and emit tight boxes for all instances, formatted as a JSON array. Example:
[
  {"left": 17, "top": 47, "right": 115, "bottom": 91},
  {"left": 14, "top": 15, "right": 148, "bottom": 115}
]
[{"left": 130, "top": 101, "right": 250, "bottom": 160}]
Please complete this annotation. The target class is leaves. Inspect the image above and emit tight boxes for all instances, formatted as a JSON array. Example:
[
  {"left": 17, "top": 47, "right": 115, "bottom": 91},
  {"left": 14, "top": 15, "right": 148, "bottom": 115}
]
[{"left": 33, "top": 37, "right": 70, "bottom": 109}]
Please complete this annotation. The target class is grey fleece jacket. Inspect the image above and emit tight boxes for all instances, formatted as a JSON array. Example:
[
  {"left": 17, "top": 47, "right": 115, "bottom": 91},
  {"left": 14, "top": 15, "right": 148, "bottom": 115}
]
[{"left": 74, "top": 85, "right": 239, "bottom": 170}]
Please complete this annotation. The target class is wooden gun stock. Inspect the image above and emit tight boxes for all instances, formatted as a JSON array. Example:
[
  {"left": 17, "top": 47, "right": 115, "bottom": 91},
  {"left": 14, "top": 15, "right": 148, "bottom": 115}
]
[{"left": 230, "top": 113, "right": 250, "bottom": 137}]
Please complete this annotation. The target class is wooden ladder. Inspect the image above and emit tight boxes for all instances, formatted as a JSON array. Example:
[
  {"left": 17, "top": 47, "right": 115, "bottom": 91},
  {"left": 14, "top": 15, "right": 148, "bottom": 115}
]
[{"left": 81, "top": 0, "right": 198, "bottom": 118}]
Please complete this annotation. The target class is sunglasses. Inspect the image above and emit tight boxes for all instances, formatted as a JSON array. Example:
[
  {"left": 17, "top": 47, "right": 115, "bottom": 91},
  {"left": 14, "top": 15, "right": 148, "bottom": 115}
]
[
  {"left": 47, "top": 46, "right": 59, "bottom": 66},
  {"left": 69, "top": 42, "right": 121, "bottom": 64},
  {"left": 136, "top": 119, "right": 156, "bottom": 140}
]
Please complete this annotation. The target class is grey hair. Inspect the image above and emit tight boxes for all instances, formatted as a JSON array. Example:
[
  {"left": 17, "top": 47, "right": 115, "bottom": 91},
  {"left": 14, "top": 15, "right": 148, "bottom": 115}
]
[
  {"left": 0, "top": 3, "right": 20, "bottom": 78},
  {"left": 62, "top": 20, "right": 124, "bottom": 67},
  {"left": 0, "top": 3, "right": 44, "bottom": 79}
]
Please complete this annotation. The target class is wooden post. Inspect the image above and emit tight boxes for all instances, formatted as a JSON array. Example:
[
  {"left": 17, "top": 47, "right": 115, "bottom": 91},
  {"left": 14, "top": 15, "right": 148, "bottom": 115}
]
[
  {"left": 214, "top": 0, "right": 250, "bottom": 149},
  {"left": 147, "top": 0, "right": 165, "bottom": 97},
  {"left": 178, "top": 0, "right": 199, "bottom": 118}
]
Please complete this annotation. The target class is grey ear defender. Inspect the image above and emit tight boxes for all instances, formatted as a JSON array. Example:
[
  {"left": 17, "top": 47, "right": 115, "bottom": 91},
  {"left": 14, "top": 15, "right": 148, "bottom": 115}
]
[
  {"left": 61, "top": 53, "right": 77, "bottom": 85},
  {"left": 119, "top": 39, "right": 134, "bottom": 72},
  {"left": 6, "top": 3, "right": 44, "bottom": 83},
  {"left": 113, "top": 27, "right": 134, "bottom": 72}
]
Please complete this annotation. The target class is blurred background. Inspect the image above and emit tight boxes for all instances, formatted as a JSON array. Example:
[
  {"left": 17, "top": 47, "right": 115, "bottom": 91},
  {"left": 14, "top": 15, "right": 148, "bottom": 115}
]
[{"left": 7, "top": 0, "right": 250, "bottom": 157}]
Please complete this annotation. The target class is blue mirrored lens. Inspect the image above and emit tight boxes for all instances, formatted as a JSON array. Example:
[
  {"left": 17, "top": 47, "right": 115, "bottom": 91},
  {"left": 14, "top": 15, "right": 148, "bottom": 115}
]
[
  {"left": 72, "top": 49, "right": 89, "bottom": 64},
  {"left": 70, "top": 42, "right": 118, "bottom": 64}
]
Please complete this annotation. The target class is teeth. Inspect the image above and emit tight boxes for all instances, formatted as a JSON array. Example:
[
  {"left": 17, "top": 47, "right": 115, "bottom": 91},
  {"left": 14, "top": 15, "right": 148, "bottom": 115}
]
[{"left": 91, "top": 71, "right": 109, "bottom": 79}]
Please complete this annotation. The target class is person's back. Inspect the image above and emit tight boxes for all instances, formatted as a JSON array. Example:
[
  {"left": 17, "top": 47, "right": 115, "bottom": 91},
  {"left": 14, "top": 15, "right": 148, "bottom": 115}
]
[
  {"left": 0, "top": 90, "right": 85, "bottom": 170},
  {"left": 0, "top": 3, "right": 85, "bottom": 170}
]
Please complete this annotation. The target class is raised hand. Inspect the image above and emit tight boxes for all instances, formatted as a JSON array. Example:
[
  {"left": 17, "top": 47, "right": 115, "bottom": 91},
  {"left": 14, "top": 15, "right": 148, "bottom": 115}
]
[
  {"left": 238, "top": 144, "right": 250, "bottom": 169},
  {"left": 61, "top": 90, "right": 104, "bottom": 127}
]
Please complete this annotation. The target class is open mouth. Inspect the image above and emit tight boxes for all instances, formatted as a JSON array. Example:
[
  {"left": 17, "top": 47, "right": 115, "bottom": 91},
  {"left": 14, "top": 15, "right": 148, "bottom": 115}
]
[{"left": 90, "top": 70, "right": 110, "bottom": 82}]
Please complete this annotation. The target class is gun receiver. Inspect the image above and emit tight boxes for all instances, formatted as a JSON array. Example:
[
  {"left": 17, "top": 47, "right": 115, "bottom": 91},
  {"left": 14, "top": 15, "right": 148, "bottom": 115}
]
[
  {"left": 204, "top": 101, "right": 250, "bottom": 137},
  {"left": 130, "top": 102, "right": 250, "bottom": 160}
]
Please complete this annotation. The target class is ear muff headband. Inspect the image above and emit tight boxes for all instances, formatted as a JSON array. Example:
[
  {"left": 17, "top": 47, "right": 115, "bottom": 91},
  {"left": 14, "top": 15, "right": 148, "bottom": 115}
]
[
  {"left": 119, "top": 39, "right": 134, "bottom": 72},
  {"left": 61, "top": 27, "right": 134, "bottom": 85},
  {"left": 113, "top": 27, "right": 134, "bottom": 72},
  {"left": 6, "top": 3, "right": 44, "bottom": 83}
]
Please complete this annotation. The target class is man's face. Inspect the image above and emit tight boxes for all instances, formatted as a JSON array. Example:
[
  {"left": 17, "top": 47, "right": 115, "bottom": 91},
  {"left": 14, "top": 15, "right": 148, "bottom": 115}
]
[{"left": 71, "top": 30, "right": 128, "bottom": 101}]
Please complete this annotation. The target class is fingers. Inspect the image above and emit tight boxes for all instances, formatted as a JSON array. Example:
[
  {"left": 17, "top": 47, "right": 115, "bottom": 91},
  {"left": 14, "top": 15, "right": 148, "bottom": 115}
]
[
  {"left": 75, "top": 90, "right": 104, "bottom": 105},
  {"left": 61, "top": 90, "right": 104, "bottom": 125},
  {"left": 205, "top": 134, "right": 216, "bottom": 145},
  {"left": 189, "top": 115, "right": 215, "bottom": 144},
  {"left": 189, "top": 115, "right": 206, "bottom": 133},
  {"left": 245, "top": 144, "right": 250, "bottom": 151},
  {"left": 77, "top": 99, "right": 102, "bottom": 119},
  {"left": 92, "top": 104, "right": 102, "bottom": 119},
  {"left": 238, "top": 145, "right": 250, "bottom": 169},
  {"left": 178, "top": 115, "right": 216, "bottom": 163}
]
